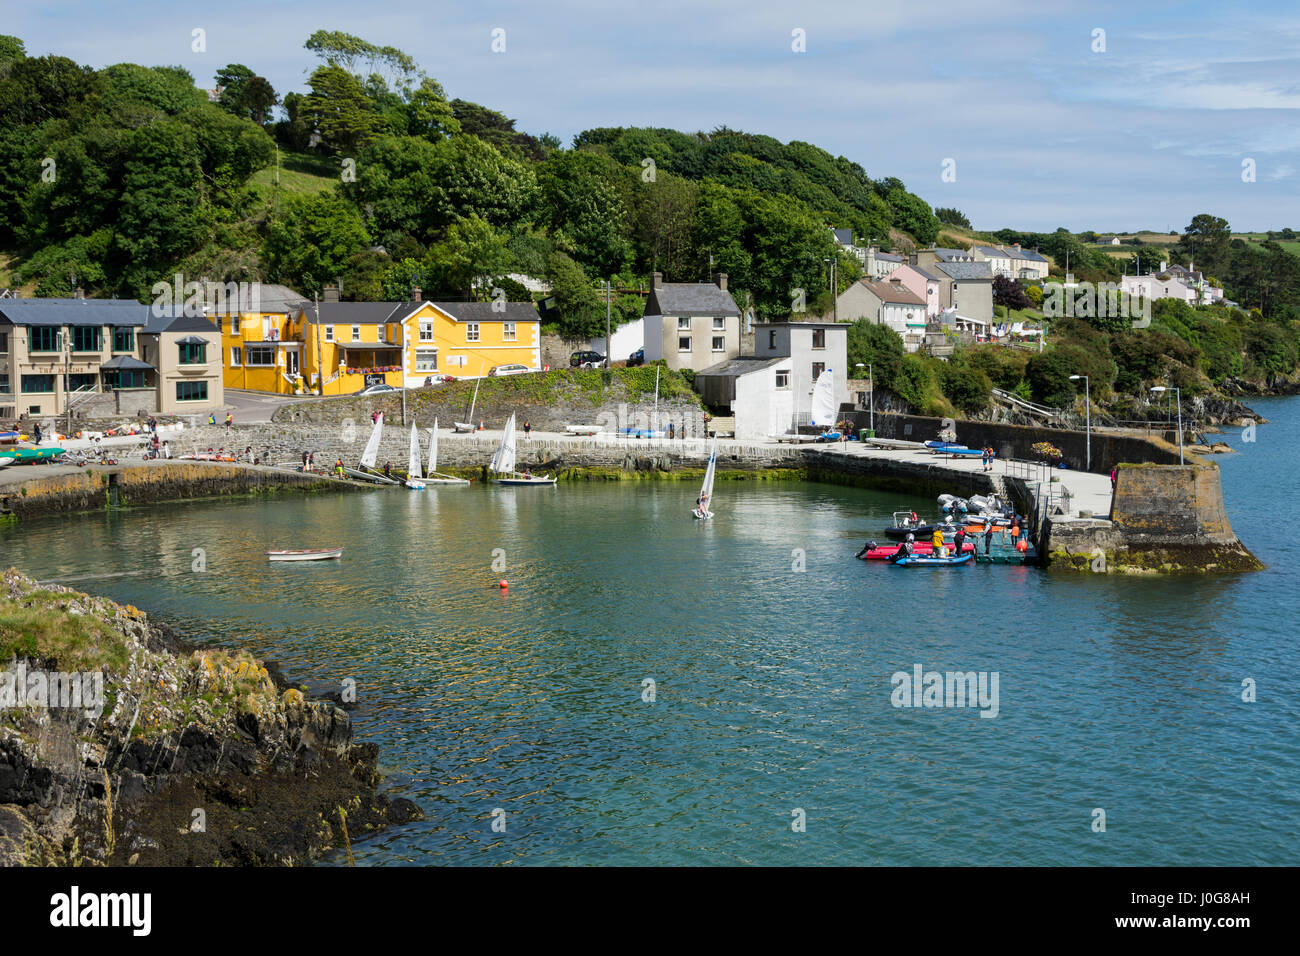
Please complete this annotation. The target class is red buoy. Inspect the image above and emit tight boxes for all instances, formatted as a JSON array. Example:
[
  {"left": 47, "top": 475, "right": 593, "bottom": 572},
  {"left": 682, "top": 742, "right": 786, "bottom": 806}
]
[{"left": 498, "top": 580, "right": 508, "bottom": 589}]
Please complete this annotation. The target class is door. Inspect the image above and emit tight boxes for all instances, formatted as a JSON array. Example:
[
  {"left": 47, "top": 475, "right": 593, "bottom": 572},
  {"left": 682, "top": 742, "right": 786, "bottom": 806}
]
[{"left": 286, "top": 350, "right": 299, "bottom": 376}]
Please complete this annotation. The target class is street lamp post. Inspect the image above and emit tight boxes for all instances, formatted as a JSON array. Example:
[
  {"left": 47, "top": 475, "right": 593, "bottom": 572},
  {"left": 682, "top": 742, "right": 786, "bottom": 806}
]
[
  {"left": 1150, "top": 385, "right": 1183, "bottom": 464},
  {"left": 1069, "top": 374, "right": 1089, "bottom": 470},
  {"left": 603, "top": 280, "right": 611, "bottom": 369}
]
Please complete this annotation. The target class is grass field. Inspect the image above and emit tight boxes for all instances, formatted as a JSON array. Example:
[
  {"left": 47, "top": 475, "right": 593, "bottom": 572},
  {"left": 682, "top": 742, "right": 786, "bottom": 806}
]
[{"left": 248, "top": 150, "right": 339, "bottom": 197}]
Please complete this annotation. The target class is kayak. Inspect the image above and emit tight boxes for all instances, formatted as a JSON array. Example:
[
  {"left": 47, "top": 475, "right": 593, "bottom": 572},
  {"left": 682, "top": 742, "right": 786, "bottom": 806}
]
[
  {"left": 266, "top": 547, "right": 343, "bottom": 561},
  {"left": 892, "top": 552, "right": 974, "bottom": 567},
  {"left": 857, "top": 542, "right": 976, "bottom": 560}
]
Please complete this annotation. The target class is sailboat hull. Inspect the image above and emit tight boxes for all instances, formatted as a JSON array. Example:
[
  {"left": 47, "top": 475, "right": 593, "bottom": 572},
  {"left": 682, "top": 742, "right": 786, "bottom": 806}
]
[
  {"left": 492, "top": 475, "right": 556, "bottom": 486},
  {"left": 691, "top": 509, "right": 713, "bottom": 519}
]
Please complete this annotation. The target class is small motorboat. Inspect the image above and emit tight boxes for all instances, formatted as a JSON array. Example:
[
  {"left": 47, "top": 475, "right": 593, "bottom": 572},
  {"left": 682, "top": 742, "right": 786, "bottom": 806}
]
[
  {"left": 857, "top": 541, "right": 976, "bottom": 560},
  {"left": 0, "top": 446, "right": 65, "bottom": 464},
  {"left": 565, "top": 424, "right": 602, "bottom": 436},
  {"left": 892, "top": 552, "right": 974, "bottom": 567},
  {"left": 924, "top": 440, "right": 962, "bottom": 449},
  {"left": 266, "top": 547, "right": 344, "bottom": 562}
]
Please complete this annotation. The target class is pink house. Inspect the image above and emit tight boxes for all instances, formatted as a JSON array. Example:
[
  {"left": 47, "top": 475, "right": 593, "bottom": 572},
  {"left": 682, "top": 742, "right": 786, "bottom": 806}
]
[{"left": 884, "top": 263, "right": 942, "bottom": 318}]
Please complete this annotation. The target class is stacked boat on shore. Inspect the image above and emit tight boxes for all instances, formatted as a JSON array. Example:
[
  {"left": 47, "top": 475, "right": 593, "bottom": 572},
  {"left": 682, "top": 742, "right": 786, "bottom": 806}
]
[{"left": 859, "top": 492, "right": 1026, "bottom": 567}]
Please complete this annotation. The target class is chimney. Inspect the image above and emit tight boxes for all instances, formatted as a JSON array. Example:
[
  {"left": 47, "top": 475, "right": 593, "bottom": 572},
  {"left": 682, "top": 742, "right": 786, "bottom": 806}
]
[
  {"left": 1013, "top": 243, "right": 1021, "bottom": 251},
  {"left": 1159, "top": 261, "right": 1167, "bottom": 273},
  {"left": 323, "top": 284, "right": 340, "bottom": 303},
  {"left": 866, "top": 246, "right": 876, "bottom": 275},
  {"left": 652, "top": 272, "right": 663, "bottom": 290},
  {"left": 712, "top": 272, "right": 728, "bottom": 291},
  {"left": 412, "top": 286, "right": 422, "bottom": 302},
  {"left": 74, "top": 286, "right": 84, "bottom": 299}
]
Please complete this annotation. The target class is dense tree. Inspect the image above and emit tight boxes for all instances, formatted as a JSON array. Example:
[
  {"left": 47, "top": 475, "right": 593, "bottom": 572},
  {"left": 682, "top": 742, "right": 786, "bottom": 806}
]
[
  {"left": 263, "top": 192, "right": 369, "bottom": 294},
  {"left": 992, "top": 274, "right": 1031, "bottom": 310},
  {"left": 846, "top": 320, "right": 904, "bottom": 389},
  {"left": 423, "top": 214, "right": 509, "bottom": 299},
  {"left": 935, "top": 206, "right": 970, "bottom": 228},
  {"left": 536, "top": 150, "right": 631, "bottom": 277},
  {"left": 302, "top": 64, "right": 382, "bottom": 153},
  {"left": 545, "top": 250, "right": 603, "bottom": 339},
  {"left": 215, "top": 64, "right": 277, "bottom": 125}
]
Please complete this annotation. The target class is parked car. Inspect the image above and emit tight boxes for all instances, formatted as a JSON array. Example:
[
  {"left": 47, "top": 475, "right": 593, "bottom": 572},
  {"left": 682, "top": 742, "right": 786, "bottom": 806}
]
[
  {"left": 488, "top": 364, "right": 531, "bottom": 377},
  {"left": 627, "top": 348, "right": 645, "bottom": 366},
  {"left": 569, "top": 350, "right": 605, "bottom": 368},
  {"left": 354, "top": 383, "right": 397, "bottom": 396}
]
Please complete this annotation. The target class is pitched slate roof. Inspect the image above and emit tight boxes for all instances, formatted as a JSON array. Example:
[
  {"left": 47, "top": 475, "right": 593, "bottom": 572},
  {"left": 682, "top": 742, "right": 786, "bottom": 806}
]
[
  {"left": 645, "top": 283, "right": 740, "bottom": 317},
  {"left": 832, "top": 228, "right": 853, "bottom": 246},
  {"left": 910, "top": 265, "right": 942, "bottom": 281},
  {"left": 208, "top": 283, "right": 308, "bottom": 315},
  {"left": 430, "top": 301, "right": 542, "bottom": 323},
  {"left": 1007, "top": 247, "right": 1048, "bottom": 263},
  {"left": 141, "top": 307, "right": 221, "bottom": 335},
  {"left": 972, "top": 245, "right": 1008, "bottom": 258},
  {"left": 695, "top": 356, "right": 786, "bottom": 378},
  {"left": 861, "top": 280, "right": 926, "bottom": 306},
  {"left": 932, "top": 247, "right": 975, "bottom": 261},
  {"left": 0, "top": 298, "right": 150, "bottom": 327},
  {"left": 101, "top": 355, "right": 154, "bottom": 370},
  {"left": 301, "top": 302, "right": 415, "bottom": 325},
  {"left": 933, "top": 261, "right": 993, "bottom": 281}
]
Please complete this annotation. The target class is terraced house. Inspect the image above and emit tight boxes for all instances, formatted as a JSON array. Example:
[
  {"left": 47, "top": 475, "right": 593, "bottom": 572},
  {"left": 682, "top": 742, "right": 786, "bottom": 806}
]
[
  {"left": 221, "top": 286, "right": 542, "bottom": 395},
  {"left": 0, "top": 297, "right": 222, "bottom": 421}
]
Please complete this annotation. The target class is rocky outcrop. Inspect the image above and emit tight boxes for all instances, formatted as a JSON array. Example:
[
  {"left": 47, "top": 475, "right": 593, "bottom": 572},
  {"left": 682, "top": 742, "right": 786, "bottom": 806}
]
[{"left": 0, "top": 570, "right": 420, "bottom": 866}]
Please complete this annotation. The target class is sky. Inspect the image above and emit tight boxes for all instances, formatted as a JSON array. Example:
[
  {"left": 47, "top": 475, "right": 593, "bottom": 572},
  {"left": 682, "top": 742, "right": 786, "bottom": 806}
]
[{"left": 5, "top": 0, "right": 1297, "bottom": 233}]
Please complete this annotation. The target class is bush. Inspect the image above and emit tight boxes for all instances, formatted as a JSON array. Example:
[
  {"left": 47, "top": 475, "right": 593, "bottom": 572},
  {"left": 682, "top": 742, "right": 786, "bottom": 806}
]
[{"left": 939, "top": 363, "right": 992, "bottom": 412}]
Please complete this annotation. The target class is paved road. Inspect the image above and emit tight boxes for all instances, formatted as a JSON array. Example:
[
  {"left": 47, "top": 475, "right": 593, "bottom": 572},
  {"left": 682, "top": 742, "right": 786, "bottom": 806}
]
[{"left": 218, "top": 389, "right": 319, "bottom": 424}]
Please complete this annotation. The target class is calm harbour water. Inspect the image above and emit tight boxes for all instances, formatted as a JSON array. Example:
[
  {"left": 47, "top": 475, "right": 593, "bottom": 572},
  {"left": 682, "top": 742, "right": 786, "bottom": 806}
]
[{"left": 2, "top": 399, "right": 1297, "bottom": 866}]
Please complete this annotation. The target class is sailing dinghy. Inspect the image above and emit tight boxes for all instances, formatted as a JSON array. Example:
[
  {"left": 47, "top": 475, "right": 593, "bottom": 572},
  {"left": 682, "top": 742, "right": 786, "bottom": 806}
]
[
  {"left": 405, "top": 423, "right": 425, "bottom": 490},
  {"left": 692, "top": 437, "right": 718, "bottom": 519},
  {"left": 346, "top": 413, "right": 401, "bottom": 484},
  {"left": 489, "top": 413, "right": 555, "bottom": 485},
  {"left": 453, "top": 364, "right": 484, "bottom": 432},
  {"left": 425, "top": 418, "right": 470, "bottom": 485}
]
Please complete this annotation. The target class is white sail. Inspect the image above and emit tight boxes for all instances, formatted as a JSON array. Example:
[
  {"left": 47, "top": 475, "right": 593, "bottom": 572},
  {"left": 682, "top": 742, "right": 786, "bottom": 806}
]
[
  {"left": 696, "top": 437, "right": 718, "bottom": 515},
  {"left": 428, "top": 419, "right": 438, "bottom": 475},
  {"left": 359, "top": 413, "right": 383, "bottom": 469},
  {"left": 407, "top": 423, "right": 422, "bottom": 480},
  {"left": 809, "top": 369, "right": 836, "bottom": 427},
  {"left": 490, "top": 413, "right": 517, "bottom": 475}
]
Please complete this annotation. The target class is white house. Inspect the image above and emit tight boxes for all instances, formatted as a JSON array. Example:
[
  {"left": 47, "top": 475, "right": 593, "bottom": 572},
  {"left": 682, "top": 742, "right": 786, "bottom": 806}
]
[
  {"left": 695, "top": 321, "right": 849, "bottom": 439},
  {"left": 586, "top": 318, "right": 645, "bottom": 363}
]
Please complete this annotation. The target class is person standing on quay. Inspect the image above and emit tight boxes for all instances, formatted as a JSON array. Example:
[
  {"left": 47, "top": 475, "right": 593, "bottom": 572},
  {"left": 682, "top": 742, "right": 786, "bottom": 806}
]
[
  {"left": 523, "top": 420, "right": 531, "bottom": 437},
  {"left": 983, "top": 523, "right": 995, "bottom": 555}
]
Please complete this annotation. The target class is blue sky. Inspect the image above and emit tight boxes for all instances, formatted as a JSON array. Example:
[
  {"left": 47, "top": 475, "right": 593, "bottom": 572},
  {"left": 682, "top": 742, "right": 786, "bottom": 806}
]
[{"left": 7, "top": 0, "right": 1297, "bottom": 232}]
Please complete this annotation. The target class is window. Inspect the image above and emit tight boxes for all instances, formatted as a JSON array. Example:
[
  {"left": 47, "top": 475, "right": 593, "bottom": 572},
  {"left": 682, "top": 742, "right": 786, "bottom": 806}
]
[
  {"left": 178, "top": 342, "right": 207, "bottom": 364},
  {"left": 67, "top": 373, "right": 96, "bottom": 392},
  {"left": 71, "top": 326, "right": 102, "bottom": 352},
  {"left": 324, "top": 326, "right": 334, "bottom": 342},
  {"left": 503, "top": 322, "right": 516, "bottom": 341},
  {"left": 112, "top": 328, "right": 134, "bottom": 353},
  {"left": 216, "top": 317, "right": 223, "bottom": 333},
  {"left": 231, "top": 347, "right": 242, "bottom": 366},
  {"left": 768, "top": 330, "right": 776, "bottom": 349},
  {"left": 0, "top": 374, "right": 9, "bottom": 393},
  {"left": 712, "top": 317, "right": 725, "bottom": 331},
  {"left": 104, "top": 370, "right": 146, "bottom": 389},
  {"left": 0, "top": 332, "right": 8, "bottom": 353},
  {"left": 678, "top": 336, "right": 691, "bottom": 352},
  {"left": 775, "top": 370, "right": 789, "bottom": 389},
  {"left": 677, "top": 317, "right": 691, "bottom": 330},
  {"left": 415, "top": 321, "right": 431, "bottom": 342},
  {"left": 466, "top": 323, "right": 480, "bottom": 342},
  {"left": 812, "top": 329, "right": 826, "bottom": 349},
  {"left": 712, "top": 336, "right": 724, "bottom": 352},
  {"left": 29, "top": 327, "right": 61, "bottom": 352},
  {"left": 22, "top": 375, "right": 55, "bottom": 393},
  {"left": 245, "top": 345, "right": 275, "bottom": 366},
  {"left": 176, "top": 381, "right": 208, "bottom": 402},
  {"left": 416, "top": 349, "right": 439, "bottom": 372},
  {"left": 812, "top": 362, "right": 826, "bottom": 380},
  {"left": 352, "top": 325, "right": 361, "bottom": 342}
]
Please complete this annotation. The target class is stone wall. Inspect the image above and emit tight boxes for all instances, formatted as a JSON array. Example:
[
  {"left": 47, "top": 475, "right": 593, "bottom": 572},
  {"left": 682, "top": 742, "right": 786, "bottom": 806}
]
[
  {"left": 0, "top": 463, "right": 351, "bottom": 520},
  {"left": 1041, "top": 462, "right": 1262, "bottom": 573},
  {"left": 857, "top": 411, "right": 1184, "bottom": 474}
]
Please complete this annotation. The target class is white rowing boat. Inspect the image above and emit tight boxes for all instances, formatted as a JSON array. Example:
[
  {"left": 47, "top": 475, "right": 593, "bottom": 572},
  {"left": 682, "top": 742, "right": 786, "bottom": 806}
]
[{"left": 266, "top": 548, "right": 344, "bottom": 562}]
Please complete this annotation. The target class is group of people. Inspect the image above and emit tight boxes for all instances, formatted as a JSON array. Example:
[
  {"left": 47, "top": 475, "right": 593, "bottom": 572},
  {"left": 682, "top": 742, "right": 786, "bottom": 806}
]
[{"left": 981, "top": 445, "right": 996, "bottom": 472}]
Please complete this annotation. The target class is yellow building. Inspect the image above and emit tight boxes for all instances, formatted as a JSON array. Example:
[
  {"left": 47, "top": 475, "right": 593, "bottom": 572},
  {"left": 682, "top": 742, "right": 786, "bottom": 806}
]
[
  {"left": 218, "top": 285, "right": 543, "bottom": 395},
  {"left": 218, "top": 284, "right": 309, "bottom": 395}
]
